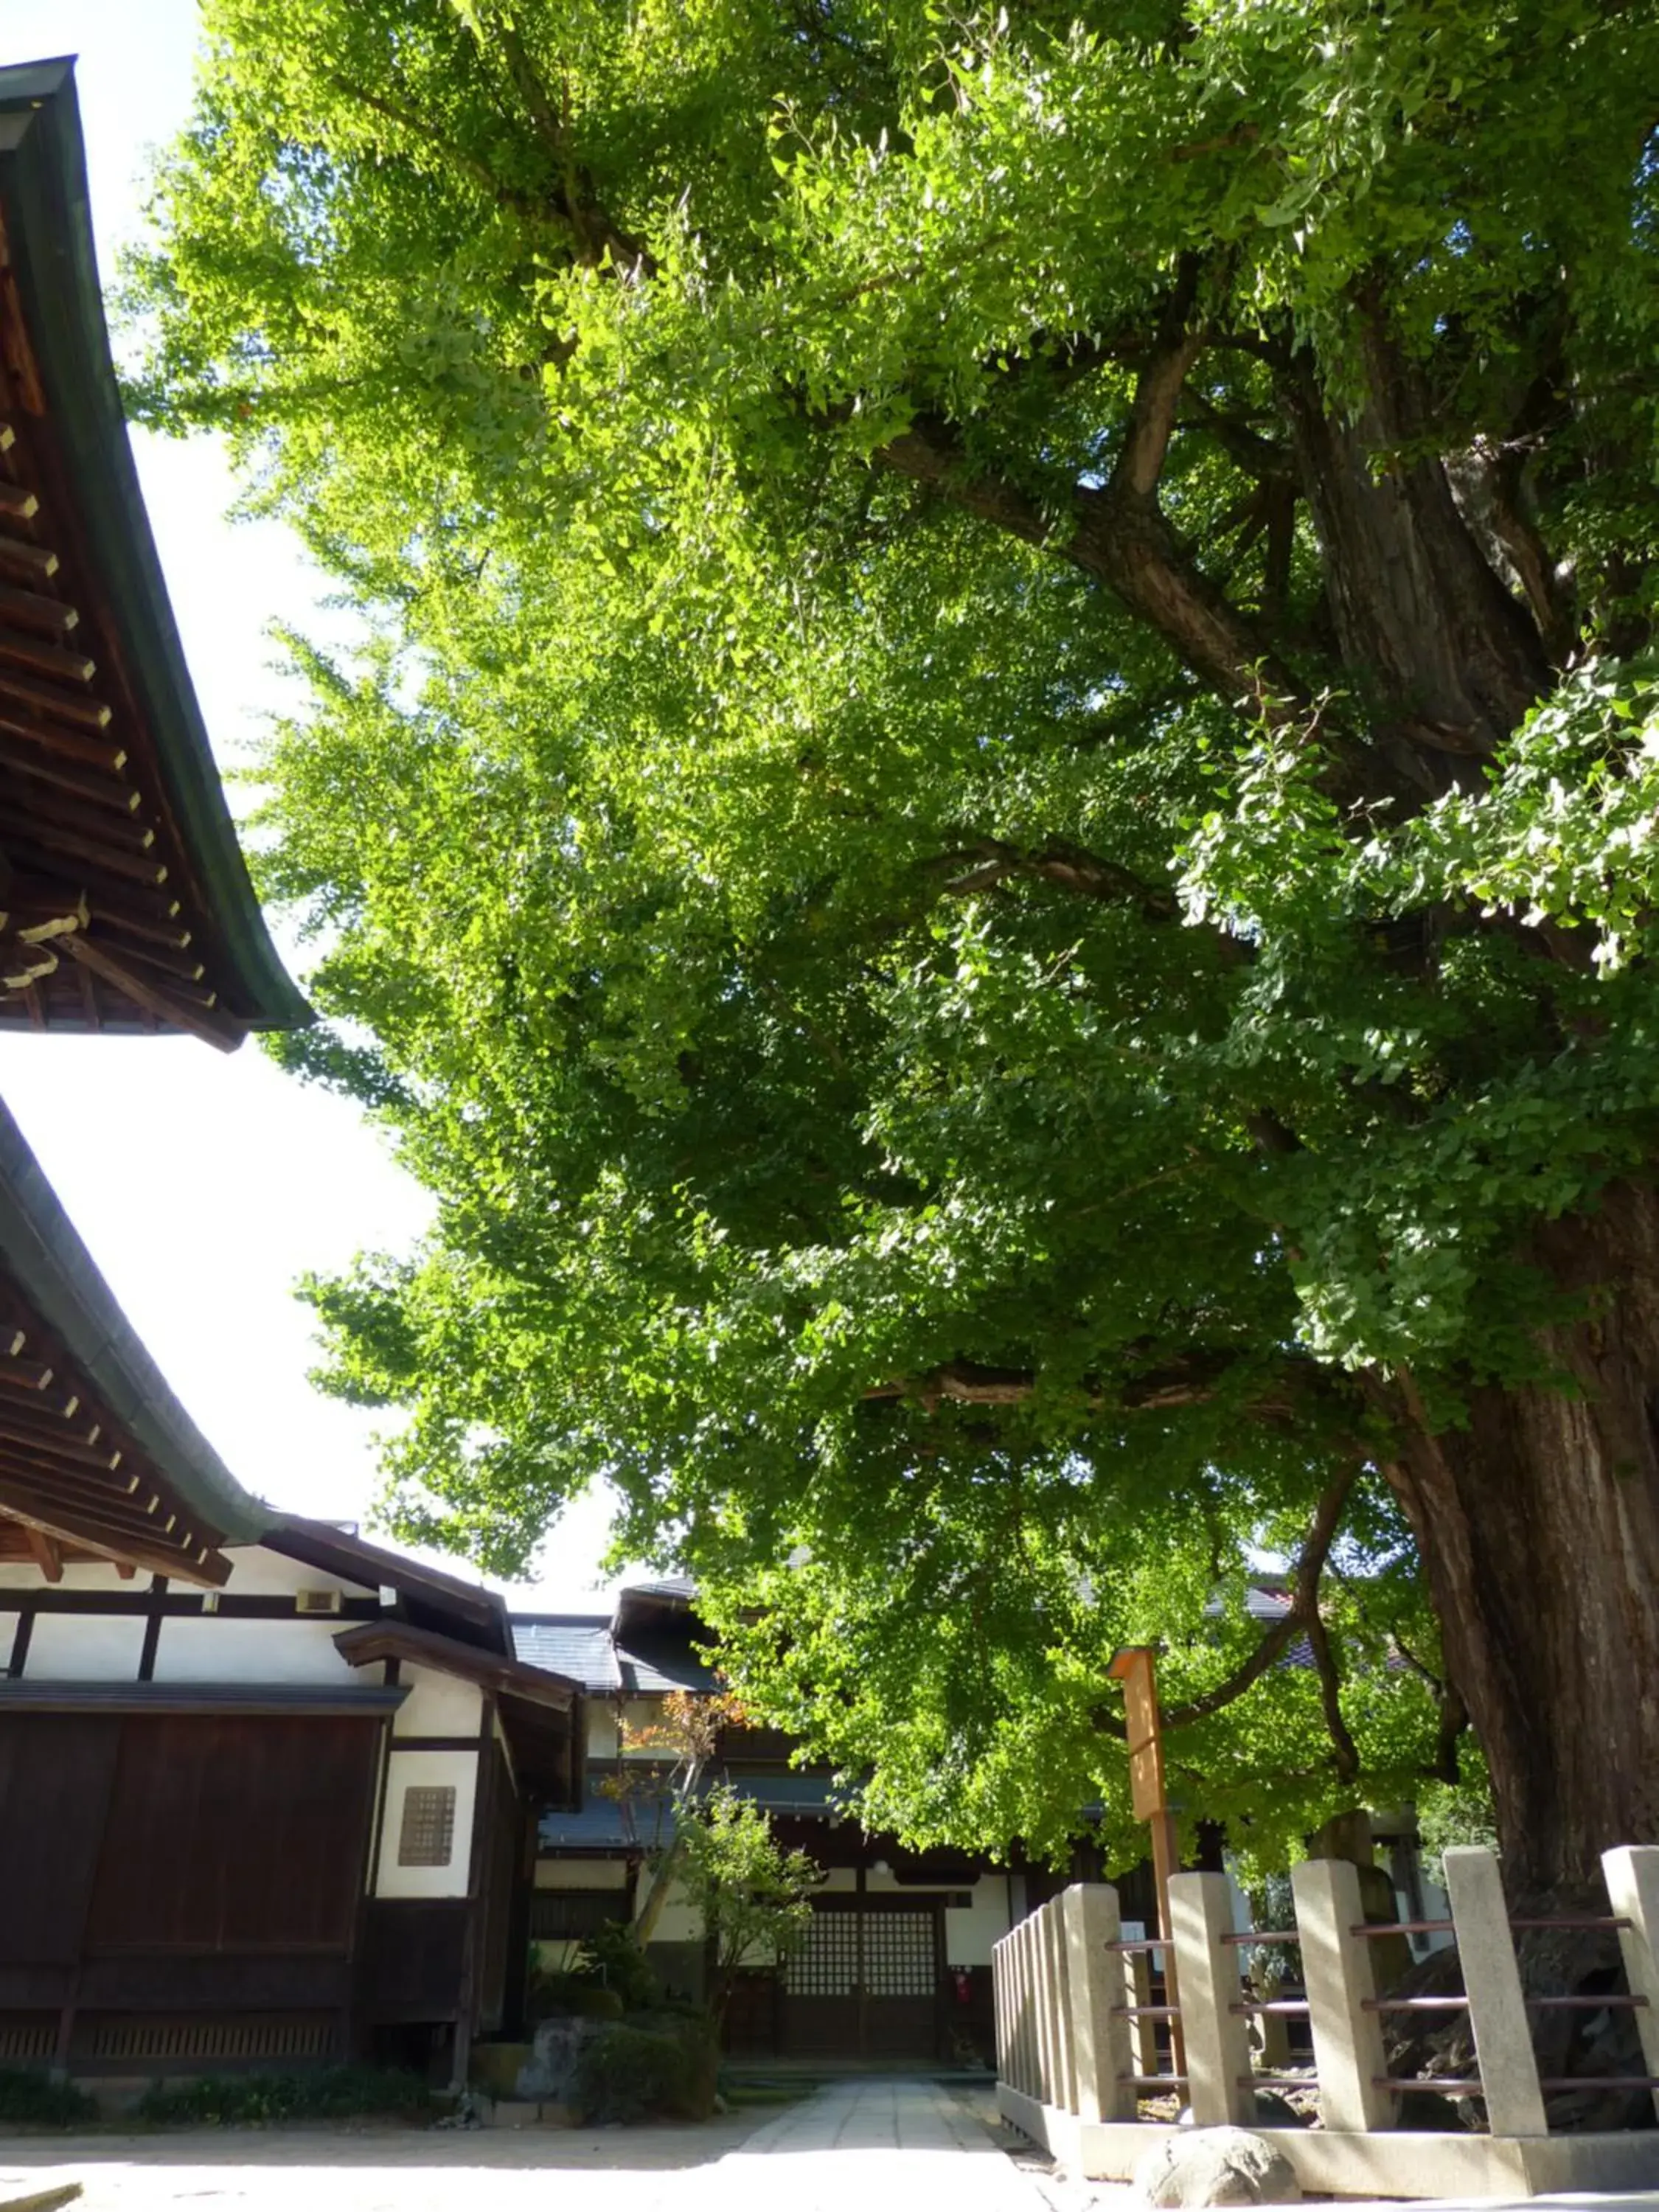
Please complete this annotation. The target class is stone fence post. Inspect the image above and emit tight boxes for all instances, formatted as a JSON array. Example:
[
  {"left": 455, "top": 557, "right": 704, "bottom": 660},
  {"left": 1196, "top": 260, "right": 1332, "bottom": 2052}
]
[
  {"left": 1602, "top": 1845, "right": 1659, "bottom": 2124},
  {"left": 994, "top": 1911, "right": 1030, "bottom": 2098},
  {"left": 995, "top": 1885, "right": 1140, "bottom": 2122},
  {"left": 1062, "top": 1882, "right": 1138, "bottom": 2123},
  {"left": 1293, "top": 1856, "right": 1396, "bottom": 2133},
  {"left": 1042, "top": 1896, "right": 1074, "bottom": 2109},
  {"left": 1442, "top": 1846, "right": 1547, "bottom": 2138},
  {"left": 1169, "top": 1870, "right": 1255, "bottom": 2126}
]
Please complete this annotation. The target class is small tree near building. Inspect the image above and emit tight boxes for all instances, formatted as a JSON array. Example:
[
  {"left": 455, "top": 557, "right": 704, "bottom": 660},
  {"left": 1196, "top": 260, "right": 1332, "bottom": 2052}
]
[
  {"left": 678, "top": 1784, "right": 820, "bottom": 2027},
  {"left": 601, "top": 1688, "right": 745, "bottom": 1947}
]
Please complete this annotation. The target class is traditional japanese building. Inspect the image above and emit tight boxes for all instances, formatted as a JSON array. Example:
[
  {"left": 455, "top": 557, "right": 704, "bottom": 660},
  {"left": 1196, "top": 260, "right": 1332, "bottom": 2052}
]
[
  {"left": 515, "top": 1580, "right": 1033, "bottom": 2069},
  {"left": 0, "top": 55, "right": 583, "bottom": 2091}
]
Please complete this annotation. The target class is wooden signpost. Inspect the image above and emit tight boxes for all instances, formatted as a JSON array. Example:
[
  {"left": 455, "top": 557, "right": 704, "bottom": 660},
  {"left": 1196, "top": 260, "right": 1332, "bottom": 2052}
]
[{"left": 1108, "top": 1644, "right": 1184, "bottom": 2077}]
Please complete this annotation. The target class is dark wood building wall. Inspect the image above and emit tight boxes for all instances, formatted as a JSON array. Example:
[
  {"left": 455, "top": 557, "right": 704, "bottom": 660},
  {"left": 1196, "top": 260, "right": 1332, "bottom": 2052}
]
[{"left": 0, "top": 1710, "right": 382, "bottom": 2070}]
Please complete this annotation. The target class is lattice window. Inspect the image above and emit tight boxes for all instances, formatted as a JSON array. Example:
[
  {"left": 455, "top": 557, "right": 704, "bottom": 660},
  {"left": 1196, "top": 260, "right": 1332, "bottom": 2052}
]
[
  {"left": 864, "top": 1910, "right": 936, "bottom": 1996},
  {"left": 785, "top": 1909, "right": 859, "bottom": 1997},
  {"left": 783, "top": 1909, "right": 936, "bottom": 1998},
  {"left": 398, "top": 1784, "right": 457, "bottom": 1867}
]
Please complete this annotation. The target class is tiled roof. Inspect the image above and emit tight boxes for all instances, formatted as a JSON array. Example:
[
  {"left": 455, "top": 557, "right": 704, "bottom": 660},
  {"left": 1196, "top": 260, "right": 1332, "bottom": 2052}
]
[
  {"left": 511, "top": 1609, "right": 717, "bottom": 1696},
  {"left": 535, "top": 1762, "right": 840, "bottom": 1852},
  {"left": 616, "top": 1635, "right": 717, "bottom": 1694},
  {"left": 513, "top": 1617, "right": 620, "bottom": 1693}
]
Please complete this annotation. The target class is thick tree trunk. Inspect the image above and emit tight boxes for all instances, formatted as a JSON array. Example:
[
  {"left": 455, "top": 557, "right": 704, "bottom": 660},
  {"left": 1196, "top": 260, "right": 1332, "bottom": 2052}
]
[
  {"left": 1282, "top": 327, "right": 1551, "bottom": 792},
  {"left": 1374, "top": 1187, "right": 1659, "bottom": 1896}
]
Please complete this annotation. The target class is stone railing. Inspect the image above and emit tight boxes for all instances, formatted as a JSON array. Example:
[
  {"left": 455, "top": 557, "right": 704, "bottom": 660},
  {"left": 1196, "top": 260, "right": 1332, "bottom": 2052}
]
[{"left": 992, "top": 1846, "right": 1659, "bottom": 2199}]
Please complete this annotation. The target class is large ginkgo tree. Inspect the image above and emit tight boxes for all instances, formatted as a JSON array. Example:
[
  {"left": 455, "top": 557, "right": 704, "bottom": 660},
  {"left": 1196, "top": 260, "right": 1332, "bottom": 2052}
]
[{"left": 125, "top": 0, "right": 1659, "bottom": 1893}]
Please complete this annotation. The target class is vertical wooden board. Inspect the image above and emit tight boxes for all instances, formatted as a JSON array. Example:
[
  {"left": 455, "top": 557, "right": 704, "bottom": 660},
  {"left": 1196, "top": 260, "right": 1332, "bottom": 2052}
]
[
  {"left": 478, "top": 1746, "right": 518, "bottom": 2034},
  {"left": 0, "top": 1714, "right": 119, "bottom": 1963},
  {"left": 85, "top": 1715, "right": 380, "bottom": 1952}
]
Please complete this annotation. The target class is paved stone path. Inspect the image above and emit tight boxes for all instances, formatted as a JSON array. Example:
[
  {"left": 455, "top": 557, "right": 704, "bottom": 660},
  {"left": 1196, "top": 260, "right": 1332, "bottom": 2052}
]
[
  {"left": 701, "top": 2079, "right": 1055, "bottom": 2208},
  {"left": 0, "top": 2079, "right": 1057, "bottom": 2212}
]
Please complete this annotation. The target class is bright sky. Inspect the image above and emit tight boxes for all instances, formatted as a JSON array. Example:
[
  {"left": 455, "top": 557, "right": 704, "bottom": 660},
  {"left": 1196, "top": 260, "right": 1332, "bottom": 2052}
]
[{"left": 0, "top": 0, "right": 625, "bottom": 1610}]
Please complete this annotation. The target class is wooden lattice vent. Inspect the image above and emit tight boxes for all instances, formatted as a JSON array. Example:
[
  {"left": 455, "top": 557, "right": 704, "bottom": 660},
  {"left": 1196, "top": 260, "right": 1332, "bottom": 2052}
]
[
  {"left": 0, "top": 2015, "right": 55, "bottom": 2063},
  {"left": 83, "top": 2014, "right": 333, "bottom": 2064}
]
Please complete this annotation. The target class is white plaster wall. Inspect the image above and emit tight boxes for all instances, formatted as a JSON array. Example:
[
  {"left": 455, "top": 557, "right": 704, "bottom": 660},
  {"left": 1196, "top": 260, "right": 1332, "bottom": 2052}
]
[
  {"left": 23, "top": 1612, "right": 147, "bottom": 1680},
  {"left": 150, "top": 1615, "right": 351, "bottom": 1683},
  {"left": 535, "top": 1858, "right": 630, "bottom": 1891},
  {"left": 376, "top": 1748, "right": 479, "bottom": 1899},
  {"left": 619, "top": 1697, "right": 667, "bottom": 1756},
  {"left": 587, "top": 1709, "right": 620, "bottom": 1759},
  {"left": 945, "top": 1877, "right": 1015, "bottom": 1967},
  {"left": 0, "top": 1559, "right": 133, "bottom": 1590},
  {"left": 639, "top": 1874, "right": 700, "bottom": 1946},
  {"left": 218, "top": 1545, "right": 368, "bottom": 1599},
  {"left": 633, "top": 1865, "right": 1012, "bottom": 1961},
  {"left": 393, "top": 1669, "right": 482, "bottom": 1739}
]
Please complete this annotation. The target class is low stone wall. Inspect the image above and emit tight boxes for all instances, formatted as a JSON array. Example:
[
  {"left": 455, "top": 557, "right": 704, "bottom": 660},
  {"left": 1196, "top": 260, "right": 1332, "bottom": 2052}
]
[{"left": 992, "top": 1846, "right": 1659, "bottom": 2198}]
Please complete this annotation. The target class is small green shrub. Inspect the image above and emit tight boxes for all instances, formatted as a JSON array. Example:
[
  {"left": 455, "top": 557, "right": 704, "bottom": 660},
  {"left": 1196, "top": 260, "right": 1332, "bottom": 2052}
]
[
  {"left": 134, "top": 2065, "right": 434, "bottom": 2127},
  {"left": 0, "top": 2067, "right": 97, "bottom": 2129},
  {"left": 526, "top": 1972, "right": 625, "bottom": 2023},
  {"left": 574, "top": 1921, "right": 658, "bottom": 2013},
  {"left": 572, "top": 2023, "right": 691, "bottom": 2125}
]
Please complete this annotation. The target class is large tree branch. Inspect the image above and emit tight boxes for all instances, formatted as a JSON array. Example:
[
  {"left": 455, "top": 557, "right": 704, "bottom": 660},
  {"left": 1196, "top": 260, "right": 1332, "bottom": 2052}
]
[
  {"left": 863, "top": 1348, "right": 1317, "bottom": 1426},
  {"left": 1161, "top": 1461, "right": 1358, "bottom": 1728},
  {"left": 446, "top": 3, "right": 657, "bottom": 278},
  {"left": 1091, "top": 1461, "right": 1359, "bottom": 1742},
  {"left": 1118, "top": 261, "right": 1204, "bottom": 500},
  {"left": 925, "top": 835, "right": 1179, "bottom": 921},
  {"left": 1305, "top": 1599, "right": 1362, "bottom": 1783},
  {"left": 880, "top": 403, "right": 1304, "bottom": 723}
]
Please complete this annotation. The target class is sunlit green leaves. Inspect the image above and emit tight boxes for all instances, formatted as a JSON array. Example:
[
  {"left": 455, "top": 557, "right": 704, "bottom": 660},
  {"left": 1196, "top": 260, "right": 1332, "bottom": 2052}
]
[{"left": 123, "top": 0, "right": 1659, "bottom": 1864}]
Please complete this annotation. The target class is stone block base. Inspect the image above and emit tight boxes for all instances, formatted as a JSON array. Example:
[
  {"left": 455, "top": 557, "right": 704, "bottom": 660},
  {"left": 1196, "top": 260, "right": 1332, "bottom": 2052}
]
[
  {"left": 998, "top": 2084, "right": 1659, "bottom": 2198},
  {"left": 479, "top": 2096, "right": 578, "bottom": 2128}
]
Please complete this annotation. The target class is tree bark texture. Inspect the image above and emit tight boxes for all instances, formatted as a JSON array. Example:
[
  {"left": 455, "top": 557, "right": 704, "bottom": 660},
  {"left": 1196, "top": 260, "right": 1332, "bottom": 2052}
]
[
  {"left": 1282, "top": 340, "right": 1552, "bottom": 778},
  {"left": 1375, "top": 1188, "right": 1659, "bottom": 1896}
]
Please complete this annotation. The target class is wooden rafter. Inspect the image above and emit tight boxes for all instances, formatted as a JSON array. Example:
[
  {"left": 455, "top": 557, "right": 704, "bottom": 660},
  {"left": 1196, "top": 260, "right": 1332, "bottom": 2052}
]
[
  {"left": 0, "top": 362, "right": 262, "bottom": 1040},
  {"left": 22, "top": 1522, "right": 60, "bottom": 1582},
  {"left": 0, "top": 1265, "right": 234, "bottom": 1584}
]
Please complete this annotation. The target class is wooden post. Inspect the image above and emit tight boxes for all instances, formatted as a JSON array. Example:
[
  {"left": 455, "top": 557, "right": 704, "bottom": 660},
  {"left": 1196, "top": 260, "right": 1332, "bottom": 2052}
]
[
  {"left": 1601, "top": 1846, "right": 1659, "bottom": 2124},
  {"left": 1169, "top": 1869, "right": 1256, "bottom": 2127},
  {"left": 1127, "top": 1948, "right": 1161, "bottom": 2079},
  {"left": 1293, "top": 1855, "right": 1396, "bottom": 2133},
  {"left": 1442, "top": 1847, "right": 1547, "bottom": 2138},
  {"left": 1108, "top": 1645, "right": 1186, "bottom": 2076}
]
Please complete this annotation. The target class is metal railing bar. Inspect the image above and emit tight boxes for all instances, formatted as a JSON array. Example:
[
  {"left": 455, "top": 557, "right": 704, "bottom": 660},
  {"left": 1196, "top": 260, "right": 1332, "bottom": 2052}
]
[
  {"left": 1509, "top": 1916, "right": 1632, "bottom": 1932},
  {"left": 1350, "top": 1919, "right": 1454, "bottom": 1936},
  {"left": 1118, "top": 2073, "right": 1189, "bottom": 2087},
  {"left": 1102, "top": 1938, "right": 1169, "bottom": 1953},
  {"left": 1528, "top": 1993, "right": 1649, "bottom": 2009},
  {"left": 1112, "top": 2004, "right": 1180, "bottom": 2019},
  {"left": 1373, "top": 2077, "right": 1486, "bottom": 2096},
  {"left": 1229, "top": 1999, "right": 1312, "bottom": 2016},
  {"left": 1220, "top": 1930, "right": 1303, "bottom": 1946},
  {"left": 1363, "top": 1996, "right": 1470, "bottom": 2013},
  {"left": 1536, "top": 2074, "right": 1659, "bottom": 2090}
]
